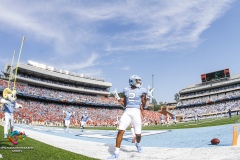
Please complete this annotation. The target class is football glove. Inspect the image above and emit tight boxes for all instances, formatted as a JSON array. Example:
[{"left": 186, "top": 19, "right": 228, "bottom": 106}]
[
  {"left": 113, "top": 88, "right": 120, "bottom": 100},
  {"left": 147, "top": 85, "right": 154, "bottom": 99}
]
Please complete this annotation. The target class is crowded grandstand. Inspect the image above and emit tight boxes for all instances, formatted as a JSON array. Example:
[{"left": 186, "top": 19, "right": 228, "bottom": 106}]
[
  {"left": 1, "top": 62, "right": 240, "bottom": 127},
  {"left": 172, "top": 68, "right": 240, "bottom": 121},
  {"left": 0, "top": 60, "right": 124, "bottom": 127}
]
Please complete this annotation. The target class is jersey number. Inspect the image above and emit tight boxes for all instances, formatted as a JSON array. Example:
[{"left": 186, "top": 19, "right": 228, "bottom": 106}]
[{"left": 128, "top": 93, "right": 136, "bottom": 102}]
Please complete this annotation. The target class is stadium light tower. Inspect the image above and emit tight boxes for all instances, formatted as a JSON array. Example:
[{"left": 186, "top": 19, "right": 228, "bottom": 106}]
[{"left": 152, "top": 74, "right": 154, "bottom": 103}]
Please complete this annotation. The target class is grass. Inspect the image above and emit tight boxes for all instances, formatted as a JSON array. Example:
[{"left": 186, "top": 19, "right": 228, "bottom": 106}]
[
  {"left": 0, "top": 126, "right": 97, "bottom": 160},
  {"left": 142, "top": 115, "right": 240, "bottom": 130},
  {"left": 0, "top": 115, "right": 239, "bottom": 160},
  {"left": 85, "top": 115, "right": 240, "bottom": 130}
]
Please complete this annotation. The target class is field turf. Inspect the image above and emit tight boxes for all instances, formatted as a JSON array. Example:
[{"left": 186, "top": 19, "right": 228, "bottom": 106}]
[{"left": 0, "top": 115, "right": 240, "bottom": 160}]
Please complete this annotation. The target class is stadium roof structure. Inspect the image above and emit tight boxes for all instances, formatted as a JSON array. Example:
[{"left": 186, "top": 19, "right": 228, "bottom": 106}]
[{"left": 3, "top": 62, "right": 112, "bottom": 96}]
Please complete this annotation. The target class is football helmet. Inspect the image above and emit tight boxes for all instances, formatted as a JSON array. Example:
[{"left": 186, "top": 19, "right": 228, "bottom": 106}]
[{"left": 129, "top": 75, "right": 142, "bottom": 88}]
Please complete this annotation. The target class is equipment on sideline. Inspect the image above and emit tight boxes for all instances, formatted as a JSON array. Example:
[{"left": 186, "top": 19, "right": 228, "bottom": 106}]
[{"left": 232, "top": 125, "right": 238, "bottom": 146}]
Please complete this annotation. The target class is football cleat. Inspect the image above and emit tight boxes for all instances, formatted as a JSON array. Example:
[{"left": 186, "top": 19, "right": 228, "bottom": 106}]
[
  {"left": 107, "top": 153, "right": 119, "bottom": 159},
  {"left": 135, "top": 143, "right": 142, "bottom": 153}
]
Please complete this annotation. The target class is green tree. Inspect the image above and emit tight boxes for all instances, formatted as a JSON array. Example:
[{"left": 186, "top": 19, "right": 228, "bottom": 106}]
[
  {"left": 152, "top": 98, "right": 161, "bottom": 111},
  {"left": 157, "top": 101, "right": 164, "bottom": 111},
  {"left": 118, "top": 92, "right": 124, "bottom": 98},
  {"left": 153, "top": 105, "right": 161, "bottom": 111},
  {"left": 109, "top": 92, "right": 124, "bottom": 98},
  {"left": 152, "top": 98, "right": 157, "bottom": 106},
  {"left": 174, "top": 93, "right": 180, "bottom": 102}
]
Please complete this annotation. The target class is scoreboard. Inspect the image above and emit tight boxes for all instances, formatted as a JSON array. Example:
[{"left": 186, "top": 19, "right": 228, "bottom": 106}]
[{"left": 201, "top": 68, "right": 230, "bottom": 83}]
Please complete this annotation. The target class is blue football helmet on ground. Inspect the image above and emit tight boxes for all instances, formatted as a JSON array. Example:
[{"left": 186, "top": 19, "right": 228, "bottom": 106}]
[{"left": 129, "top": 75, "right": 142, "bottom": 88}]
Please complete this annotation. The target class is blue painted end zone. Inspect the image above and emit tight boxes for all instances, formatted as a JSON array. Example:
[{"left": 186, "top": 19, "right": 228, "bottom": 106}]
[{"left": 14, "top": 123, "right": 239, "bottom": 148}]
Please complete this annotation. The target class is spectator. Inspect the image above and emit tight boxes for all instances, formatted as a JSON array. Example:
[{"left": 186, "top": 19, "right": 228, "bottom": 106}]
[{"left": 228, "top": 109, "right": 232, "bottom": 118}]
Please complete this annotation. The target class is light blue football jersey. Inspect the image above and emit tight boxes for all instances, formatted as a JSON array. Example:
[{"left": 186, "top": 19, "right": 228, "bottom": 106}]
[
  {"left": 65, "top": 112, "right": 73, "bottom": 120},
  {"left": 160, "top": 115, "right": 164, "bottom": 120},
  {"left": 173, "top": 115, "right": 176, "bottom": 120},
  {"left": 81, "top": 115, "right": 89, "bottom": 122},
  {"left": 123, "top": 87, "right": 147, "bottom": 109}
]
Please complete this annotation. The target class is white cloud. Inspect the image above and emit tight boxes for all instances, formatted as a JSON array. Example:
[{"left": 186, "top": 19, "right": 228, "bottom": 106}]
[
  {"left": 34, "top": 52, "right": 101, "bottom": 76},
  {"left": 121, "top": 66, "right": 130, "bottom": 71},
  {"left": 58, "top": 53, "right": 99, "bottom": 70},
  {"left": 105, "top": 0, "right": 234, "bottom": 52},
  {"left": 0, "top": 0, "right": 235, "bottom": 72},
  {"left": 80, "top": 69, "right": 102, "bottom": 77}
]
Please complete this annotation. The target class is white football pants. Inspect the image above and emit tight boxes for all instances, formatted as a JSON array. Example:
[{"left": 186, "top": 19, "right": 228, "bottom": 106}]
[{"left": 118, "top": 108, "right": 142, "bottom": 134}]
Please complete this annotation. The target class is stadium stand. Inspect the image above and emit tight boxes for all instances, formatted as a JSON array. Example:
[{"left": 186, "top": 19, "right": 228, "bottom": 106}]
[
  {"left": 3, "top": 61, "right": 240, "bottom": 127},
  {"left": 1, "top": 61, "right": 121, "bottom": 107},
  {"left": 0, "top": 61, "right": 128, "bottom": 126},
  {"left": 172, "top": 69, "right": 240, "bottom": 121},
  {"left": 0, "top": 60, "right": 170, "bottom": 127}
]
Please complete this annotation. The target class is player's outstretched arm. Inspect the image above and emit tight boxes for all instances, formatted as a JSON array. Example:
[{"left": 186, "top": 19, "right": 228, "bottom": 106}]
[
  {"left": 112, "top": 88, "right": 120, "bottom": 100},
  {"left": 146, "top": 85, "right": 154, "bottom": 99},
  {"left": 141, "top": 94, "right": 146, "bottom": 117},
  {"left": 144, "top": 100, "right": 150, "bottom": 110},
  {"left": 113, "top": 88, "right": 125, "bottom": 106},
  {"left": 143, "top": 86, "right": 154, "bottom": 109}
]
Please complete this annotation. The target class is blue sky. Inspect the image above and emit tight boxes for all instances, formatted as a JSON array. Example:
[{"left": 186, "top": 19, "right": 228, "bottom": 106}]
[{"left": 0, "top": 0, "right": 240, "bottom": 103}]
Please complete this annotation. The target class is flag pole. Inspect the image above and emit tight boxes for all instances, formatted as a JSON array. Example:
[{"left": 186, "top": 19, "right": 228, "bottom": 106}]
[
  {"left": 13, "top": 36, "right": 25, "bottom": 89},
  {"left": 8, "top": 50, "right": 16, "bottom": 88},
  {"left": 152, "top": 74, "right": 154, "bottom": 103}
]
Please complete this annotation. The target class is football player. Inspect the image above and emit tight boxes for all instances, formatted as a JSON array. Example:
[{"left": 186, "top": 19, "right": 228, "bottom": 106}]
[
  {"left": 166, "top": 114, "right": 170, "bottom": 127},
  {"left": 80, "top": 111, "right": 89, "bottom": 132},
  {"left": 160, "top": 114, "right": 165, "bottom": 126},
  {"left": 172, "top": 114, "right": 177, "bottom": 126},
  {"left": 108, "top": 75, "right": 147, "bottom": 159},
  {"left": 63, "top": 108, "right": 75, "bottom": 133}
]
